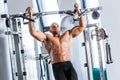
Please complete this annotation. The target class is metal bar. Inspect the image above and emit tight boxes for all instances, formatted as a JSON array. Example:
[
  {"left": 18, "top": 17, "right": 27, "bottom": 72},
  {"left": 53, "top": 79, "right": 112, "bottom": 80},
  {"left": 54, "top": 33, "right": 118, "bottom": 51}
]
[
  {"left": 33, "top": 6, "right": 102, "bottom": 16},
  {"left": 95, "top": 27, "right": 105, "bottom": 80},
  {"left": 1, "top": 6, "right": 102, "bottom": 19},
  {"left": 107, "top": 43, "right": 113, "bottom": 63},
  {"left": 106, "top": 43, "right": 110, "bottom": 64},
  {"left": 12, "top": 18, "right": 24, "bottom": 80},
  {"left": 18, "top": 19, "right": 27, "bottom": 80},
  {"left": 83, "top": 30, "right": 93, "bottom": 80}
]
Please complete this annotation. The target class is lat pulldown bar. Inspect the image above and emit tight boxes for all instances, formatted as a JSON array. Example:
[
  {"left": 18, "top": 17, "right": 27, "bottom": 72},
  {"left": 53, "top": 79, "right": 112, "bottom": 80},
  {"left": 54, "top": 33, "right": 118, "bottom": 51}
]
[{"left": 1, "top": 6, "right": 102, "bottom": 22}]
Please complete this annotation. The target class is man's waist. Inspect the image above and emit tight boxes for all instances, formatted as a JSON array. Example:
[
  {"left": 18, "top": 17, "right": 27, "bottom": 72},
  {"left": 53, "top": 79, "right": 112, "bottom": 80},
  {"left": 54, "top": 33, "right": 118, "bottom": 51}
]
[
  {"left": 52, "top": 60, "right": 71, "bottom": 64},
  {"left": 52, "top": 54, "right": 70, "bottom": 60}
]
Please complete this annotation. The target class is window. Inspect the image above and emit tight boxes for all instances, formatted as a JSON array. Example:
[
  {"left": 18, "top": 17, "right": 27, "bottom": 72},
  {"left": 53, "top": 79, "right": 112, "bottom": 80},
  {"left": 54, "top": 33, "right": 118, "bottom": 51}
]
[{"left": 37, "top": 0, "right": 61, "bottom": 27}]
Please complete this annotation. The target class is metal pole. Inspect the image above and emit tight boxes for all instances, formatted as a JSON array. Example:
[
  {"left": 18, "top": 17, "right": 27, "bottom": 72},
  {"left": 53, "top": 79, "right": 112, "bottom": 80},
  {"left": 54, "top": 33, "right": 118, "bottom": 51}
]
[
  {"left": 83, "top": 30, "right": 93, "bottom": 80},
  {"left": 1, "top": 7, "right": 102, "bottom": 19},
  {"left": 0, "top": 0, "right": 12, "bottom": 80},
  {"left": 11, "top": 18, "right": 24, "bottom": 80},
  {"left": 95, "top": 26, "right": 105, "bottom": 80},
  {"left": 81, "top": 0, "right": 94, "bottom": 80},
  {"left": 18, "top": 19, "right": 27, "bottom": 80}
]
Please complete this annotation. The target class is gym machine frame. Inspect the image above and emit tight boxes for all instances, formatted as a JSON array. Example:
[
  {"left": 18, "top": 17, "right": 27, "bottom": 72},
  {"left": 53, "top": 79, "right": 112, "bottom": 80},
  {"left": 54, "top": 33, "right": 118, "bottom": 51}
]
[{"left": 1, "top": 6, "right": 102, "bottom": 22}]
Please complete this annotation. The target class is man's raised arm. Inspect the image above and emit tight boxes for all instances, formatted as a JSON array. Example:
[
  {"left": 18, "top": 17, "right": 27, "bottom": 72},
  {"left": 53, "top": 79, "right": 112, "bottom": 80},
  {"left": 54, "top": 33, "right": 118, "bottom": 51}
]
[
  {"left": 26, "top": 7, "right": 46, "bottom": 42},
  {"left": 70, "top": 3, "right": 86, "bottom": 38}
]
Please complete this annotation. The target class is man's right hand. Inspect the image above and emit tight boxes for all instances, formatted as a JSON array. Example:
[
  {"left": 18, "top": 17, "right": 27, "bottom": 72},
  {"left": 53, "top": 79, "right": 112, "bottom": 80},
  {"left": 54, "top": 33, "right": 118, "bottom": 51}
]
[
  {"left": 74, "top": 3, "right": 81, "bottom": 16},
  {"left": 26, "top": 7, "right": 33, "bottom": 18}
]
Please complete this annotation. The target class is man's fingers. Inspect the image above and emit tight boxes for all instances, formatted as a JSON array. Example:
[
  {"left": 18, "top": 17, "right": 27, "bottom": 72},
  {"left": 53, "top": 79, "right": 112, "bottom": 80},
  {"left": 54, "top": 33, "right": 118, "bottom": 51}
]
[
  {"left": 74, "top": 3, "right": 79, "bottom": 9},
  {"left": 25, "top": 7, "right": 32, "bottom": 12}
]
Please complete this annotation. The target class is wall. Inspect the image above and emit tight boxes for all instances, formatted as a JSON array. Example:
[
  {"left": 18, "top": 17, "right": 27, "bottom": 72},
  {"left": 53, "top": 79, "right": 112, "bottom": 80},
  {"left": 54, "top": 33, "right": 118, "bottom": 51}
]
[
  {"left": 8, "top": 0, "right": 32, "bottom": 14},
  {"left": 100, "top": 0, "right": 120, "bottom": 80}
]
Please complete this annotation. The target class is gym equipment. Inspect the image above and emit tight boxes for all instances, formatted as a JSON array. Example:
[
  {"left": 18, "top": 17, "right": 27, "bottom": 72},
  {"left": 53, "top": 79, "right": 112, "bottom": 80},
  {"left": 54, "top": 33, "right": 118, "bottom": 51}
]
[
  {"left": 81, "top": 0, "right": 112, "bottom": 80},
  {"left": 1, "top": 6, "right": 102, "bottom": 23},
  {"left": 0, "top": 0, "right": 13, "bottom": 80}
]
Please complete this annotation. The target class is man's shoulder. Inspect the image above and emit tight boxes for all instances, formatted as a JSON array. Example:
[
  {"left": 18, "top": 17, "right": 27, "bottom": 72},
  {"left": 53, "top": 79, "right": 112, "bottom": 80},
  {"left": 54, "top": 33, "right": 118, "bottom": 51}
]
[
  {"left": 61, "top": 30, "right": 72, "bottom": 38},
  {"left": 63, "top": 30, "right": 71, "bottom": 34}
]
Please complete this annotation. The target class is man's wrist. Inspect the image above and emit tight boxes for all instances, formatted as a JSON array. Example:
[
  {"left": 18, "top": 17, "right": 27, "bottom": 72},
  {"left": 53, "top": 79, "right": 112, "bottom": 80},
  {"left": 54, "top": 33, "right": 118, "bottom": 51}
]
[{"left": 78, "top": 13, "right": 85, "bottom": 19}]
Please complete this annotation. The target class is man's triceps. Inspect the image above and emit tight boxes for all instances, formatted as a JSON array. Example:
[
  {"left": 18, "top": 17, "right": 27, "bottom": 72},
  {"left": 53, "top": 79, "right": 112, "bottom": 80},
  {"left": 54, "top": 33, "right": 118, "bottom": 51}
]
[{"left": 69, "top": 26, "right": 82, "bottom": 38}]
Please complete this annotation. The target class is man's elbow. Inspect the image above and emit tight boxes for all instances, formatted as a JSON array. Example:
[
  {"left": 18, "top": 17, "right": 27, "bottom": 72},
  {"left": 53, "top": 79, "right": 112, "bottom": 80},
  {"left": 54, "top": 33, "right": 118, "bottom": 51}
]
[
  {"left": 30, "top": 31, "right": 35, "bottom": 37},
  {"left": 29, "top": 31, "right": 38, "bottom": 39}
]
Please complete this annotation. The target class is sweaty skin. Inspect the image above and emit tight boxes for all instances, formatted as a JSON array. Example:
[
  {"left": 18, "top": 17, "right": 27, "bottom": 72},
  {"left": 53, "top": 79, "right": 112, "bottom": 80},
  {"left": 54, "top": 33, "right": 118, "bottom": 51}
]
[{"left": 27, "top": 3, "right": 86, "bottom": 63}]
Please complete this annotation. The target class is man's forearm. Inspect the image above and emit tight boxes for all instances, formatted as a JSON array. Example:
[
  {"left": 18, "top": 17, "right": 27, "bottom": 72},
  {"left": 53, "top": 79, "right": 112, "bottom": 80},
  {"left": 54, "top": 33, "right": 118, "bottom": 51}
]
[
  {"left": 28, "top": 20, "right": 36, "bottom": 35},
  {"left": 74, "top": 3, "right": 86, "bottom": 28},
  {"left": 79, "top": 15, "right": 86, "bottom": 28},
  {"left": 26, "top": 7, "right": 36, "bottom": 35}
]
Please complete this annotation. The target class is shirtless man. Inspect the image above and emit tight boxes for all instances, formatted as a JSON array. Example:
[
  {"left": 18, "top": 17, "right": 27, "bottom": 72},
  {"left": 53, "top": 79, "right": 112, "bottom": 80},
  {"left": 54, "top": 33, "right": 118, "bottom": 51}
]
[{"left": 27, "top": 3, "right": 86, "bottom": 80}]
